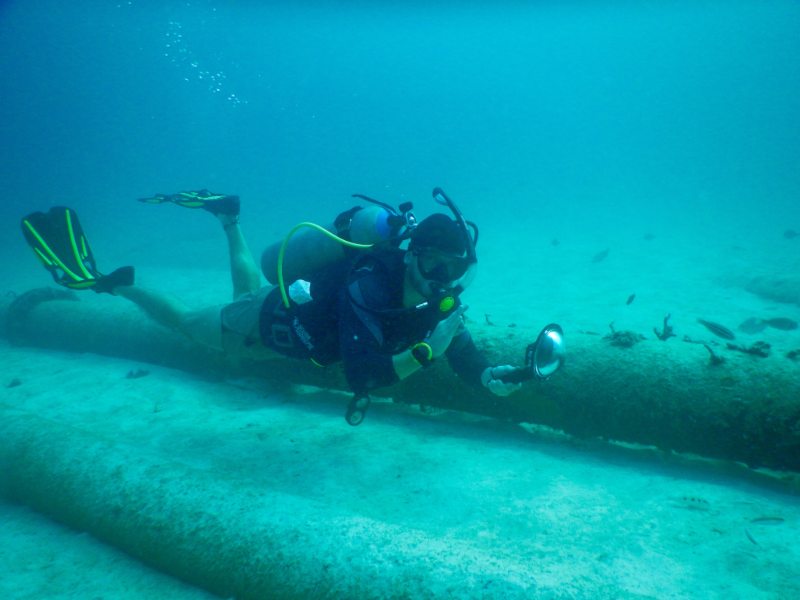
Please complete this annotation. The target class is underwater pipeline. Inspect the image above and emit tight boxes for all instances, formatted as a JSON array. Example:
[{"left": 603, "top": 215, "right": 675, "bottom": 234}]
[
  {"left": 1, "top": 292, "right": 799, "bottom": 473},
  {"left": 0, "top": 410, "right": 536, "bottom": 599}
]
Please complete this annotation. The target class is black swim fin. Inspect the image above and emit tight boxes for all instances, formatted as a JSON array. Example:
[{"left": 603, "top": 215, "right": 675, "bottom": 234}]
[
  {"left": 21, "top": 206, "right": 134, "bottom": 294},
  {"left": 137, "top": 189, "right": 240, "bottom": 218}
]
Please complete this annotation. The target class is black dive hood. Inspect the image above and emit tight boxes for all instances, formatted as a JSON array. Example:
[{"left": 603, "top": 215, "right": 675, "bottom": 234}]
[{"left": 429, "top": 187, "right": 478, "bottom": 295}]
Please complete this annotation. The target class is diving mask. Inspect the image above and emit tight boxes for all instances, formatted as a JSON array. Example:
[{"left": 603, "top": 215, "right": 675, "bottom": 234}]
[{"left": 414, "top": 247, "right": 472, "bottom": 284}]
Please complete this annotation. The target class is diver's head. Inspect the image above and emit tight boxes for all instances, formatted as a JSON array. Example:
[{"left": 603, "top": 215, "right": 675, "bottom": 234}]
[{"left": 405, "top": 213, "right": 477, "bottom": 298}]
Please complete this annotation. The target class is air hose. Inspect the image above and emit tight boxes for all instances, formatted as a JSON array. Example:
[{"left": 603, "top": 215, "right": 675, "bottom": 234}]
[{"left": 277, "top": 222, "right": 373, "bottom": 308}]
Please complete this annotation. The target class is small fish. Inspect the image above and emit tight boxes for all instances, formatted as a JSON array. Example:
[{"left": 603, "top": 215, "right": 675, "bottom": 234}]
[
  {"left": 744, "top": 529, "right": 758, "bottom": 545},
  {"left": 738, "top": 317, "right": 767, "bottom": 334},
  {"left": 764, "top": 317, "right": 798, "bottom": 331},
  {"left": 672, "top": 496, "right": 710, "bottom": 511},
  {"left": 126, "top": 368, "right": 150, "bottom": 380},
  {"left": 697, "top": 318, "right": 736, "bottom": 341},
  {"left": 592, "top": 248, "right": 610, "bottom": 263},
  {"left": 643, "top": 233, "right": 655, "bottom": 241},
  {"left": 551, "top": 238, "right": 560, "bottom": 247},
  {"left": 784, "top": 229, "right": 798, "bottom": 239},
  {"left": 626, "top": 293, "right": 636, "bottom": 305},
  {"left": 750, "top": 516, "right": 784, "bottom": 525}
]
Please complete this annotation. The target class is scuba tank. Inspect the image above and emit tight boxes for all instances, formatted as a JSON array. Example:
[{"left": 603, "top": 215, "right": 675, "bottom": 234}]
[{"left": 261, "top": 197, "right": 415, "bottom": 285}]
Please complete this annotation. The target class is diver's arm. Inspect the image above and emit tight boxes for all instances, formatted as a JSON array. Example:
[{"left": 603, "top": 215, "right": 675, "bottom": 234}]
[
  {"left": 445, "top": 328, "right": 491, "bottom": 388},
  {"left": 392, "top": 349, "right": 424, "bottom": 380},
  {"left": 447, "top": 328, "right": 522, "bottom": 396},
  {"left": 393, "top": 305, "right": 466, "bottom": 380},
  {"left": 343, "top": 319, "right": 460, "bottom": 390},
  {"left": 342, "top": 344, "right": 422, "bottom": 395},
  {"left": 339, "top": 282, "right": 408, "bottom": 393}
]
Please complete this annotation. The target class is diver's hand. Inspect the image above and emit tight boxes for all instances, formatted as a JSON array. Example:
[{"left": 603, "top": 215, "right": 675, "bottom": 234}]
[
  {"left": 426, "top": 306, "right": 467, "bottom": 358},
  {"left": 481, "top": 365, "right": 523, "bottom": 397}
]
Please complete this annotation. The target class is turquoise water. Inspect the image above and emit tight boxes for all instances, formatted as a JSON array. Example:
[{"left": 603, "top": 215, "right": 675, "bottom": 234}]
[
  {"left": 2, "top": 1, "right": 800, "bottom": 597},
  {"left": 1, "top": 0, "right": 798, "bottom": 248}
]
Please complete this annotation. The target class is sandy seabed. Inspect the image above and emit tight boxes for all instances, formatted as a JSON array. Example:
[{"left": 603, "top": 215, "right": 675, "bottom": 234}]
[{"left": 1, "top": 338, "right": 799, "bottom": 598}]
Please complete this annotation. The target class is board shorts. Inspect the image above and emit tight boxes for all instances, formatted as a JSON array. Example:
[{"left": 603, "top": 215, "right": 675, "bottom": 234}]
[{"left": 216, "top": 286, "right": 277, "bottom": 361}]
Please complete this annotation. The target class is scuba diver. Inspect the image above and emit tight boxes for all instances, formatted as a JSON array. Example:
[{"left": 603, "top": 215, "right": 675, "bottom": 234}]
[{"left": 21, "top": 188, "right": 564, "bottom": 424}]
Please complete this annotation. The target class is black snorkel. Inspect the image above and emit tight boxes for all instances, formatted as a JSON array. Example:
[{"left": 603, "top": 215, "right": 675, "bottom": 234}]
[{"left": 430, "top": 187, "right": 478, "bottom": 297}]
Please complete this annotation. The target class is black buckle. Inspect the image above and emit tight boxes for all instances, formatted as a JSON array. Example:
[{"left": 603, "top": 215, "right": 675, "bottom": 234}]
[{"left": 345, "top": 394, "right": 370, "bottom": 426}]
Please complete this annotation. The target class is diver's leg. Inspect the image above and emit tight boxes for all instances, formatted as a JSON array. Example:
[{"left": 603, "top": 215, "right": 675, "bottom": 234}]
[
  {"left": 221, "top": 221, "right": 261, "bottom": 299},
  {"left": 115, "top": 286, "right": 224, "bottom": 350},
  {"left": 115, "top": 281, "right": 276, "bottom": 361},
  {"left": 138, "top": 190, "right": 260, "bottom": 298}
]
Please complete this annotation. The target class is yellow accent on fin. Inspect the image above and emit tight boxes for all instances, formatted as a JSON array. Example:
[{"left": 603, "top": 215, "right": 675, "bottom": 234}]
[
  {"left": 22, "top": 218, "right": 86, "bottom": 283},
  {"left": 64, "top": 209, "right": 94, "bottom": 280},
  {"left": 67, "top": 280, "right": 97, "bottom": 290},
  {"left": 33, "top": 247, "right": 54, "bottom": 266}
]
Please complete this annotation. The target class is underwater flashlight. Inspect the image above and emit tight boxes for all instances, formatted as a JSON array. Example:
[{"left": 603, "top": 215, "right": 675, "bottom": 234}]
[{"left": 496, "top": 323, "right": 565, "bottom": 384}]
